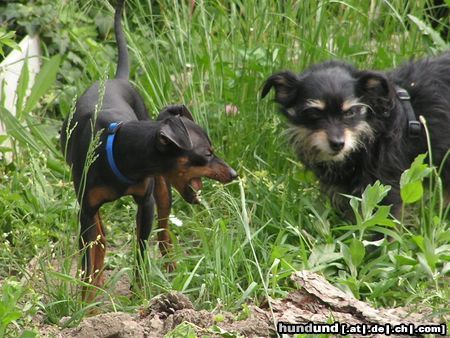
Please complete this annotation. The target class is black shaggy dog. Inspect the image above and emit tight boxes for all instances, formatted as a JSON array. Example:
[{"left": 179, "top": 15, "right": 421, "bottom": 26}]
[{"left": 262, "top": 53, "right": 450, "bottom": 216}]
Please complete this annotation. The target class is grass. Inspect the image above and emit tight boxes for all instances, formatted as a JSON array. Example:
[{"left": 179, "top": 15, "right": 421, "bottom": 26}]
[{"left": 0, "top": 0, "right": 449, "bottom": 335}]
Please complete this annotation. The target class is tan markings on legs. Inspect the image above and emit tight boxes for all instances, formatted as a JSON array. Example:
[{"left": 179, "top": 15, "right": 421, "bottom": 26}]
[
  {"left": 83, "top": 212, "right": 106, "bottom": 303},
  {"left": 88, "top": 186, "right": 117, "bottom": 208},
  {"left": 92, "top": 212, "right": 106, "bottom": 286},
  {"left": 154, "top": 176, "right": 176, "bottom": 272}
]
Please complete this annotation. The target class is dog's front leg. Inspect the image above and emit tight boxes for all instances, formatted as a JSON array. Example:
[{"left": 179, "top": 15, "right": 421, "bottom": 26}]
[
  {"left": 154, "top": 176, "right": 176, "bottom": 272},
  {"left": 79, "top": 206, "right": 106, "bottom": 302},
  {"left": 133, "top": 187, "right": 155, "bottom": 284}
]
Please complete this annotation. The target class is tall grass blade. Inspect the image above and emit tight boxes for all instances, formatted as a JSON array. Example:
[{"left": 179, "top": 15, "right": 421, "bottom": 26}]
[{"left": 22, "top": 55, "right": 61, "bottom": 116}]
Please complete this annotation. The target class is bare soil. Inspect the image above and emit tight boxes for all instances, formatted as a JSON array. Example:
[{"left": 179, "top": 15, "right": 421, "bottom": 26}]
[{"left": 36, "top": 270, "right": 446, "bottom": 338}]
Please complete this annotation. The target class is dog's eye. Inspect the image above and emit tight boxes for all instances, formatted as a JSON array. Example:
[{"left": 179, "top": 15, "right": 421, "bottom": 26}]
[
  {"left": 343, "top": 106, "right": 361, "bottom": 118},
  {"left": 205, "top": 151, "right": 213, "bottom": 158},
  {"left": 303, "top": 108, "right": 322, "bottom": 120}
]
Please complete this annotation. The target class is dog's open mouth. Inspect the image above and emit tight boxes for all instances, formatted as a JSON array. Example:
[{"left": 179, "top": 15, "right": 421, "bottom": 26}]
[{"left": 185, "top": 177, "right": 203, "bottom": 204}]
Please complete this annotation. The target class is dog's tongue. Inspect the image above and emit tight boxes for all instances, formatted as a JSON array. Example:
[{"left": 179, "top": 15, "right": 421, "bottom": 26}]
[{"left": 190, "top": 178, "right": 202, "bottom": 191}]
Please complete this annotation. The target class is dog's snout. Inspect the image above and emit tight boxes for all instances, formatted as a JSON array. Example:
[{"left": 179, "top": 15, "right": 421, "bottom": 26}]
[
  {"left": 328, "top": 137, "right": 345, "bottom": 152},
  {"left": 229, "top": 167, "right": 238, "bottom": 180}
]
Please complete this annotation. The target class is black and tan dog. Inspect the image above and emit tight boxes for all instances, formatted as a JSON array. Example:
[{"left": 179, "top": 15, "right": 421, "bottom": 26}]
[
  {"left": 61, "top": 0, "right": 237, "bottom": 300},
  {"left": 262, "top": 53, "right": 450, "bottom": 216}
]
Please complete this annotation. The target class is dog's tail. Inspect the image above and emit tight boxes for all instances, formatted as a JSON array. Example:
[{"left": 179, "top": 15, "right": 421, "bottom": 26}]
[{"left": 114, "top": 0, "right": 129, "bottom": 79}]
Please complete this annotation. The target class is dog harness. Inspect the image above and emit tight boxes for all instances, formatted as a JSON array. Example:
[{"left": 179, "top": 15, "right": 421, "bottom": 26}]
[
  {"left": 395, "top": 87, "right": 421, "bottom": 137},
  {"left": 106, "top": 122, "right": 137, "bottom": 185}
]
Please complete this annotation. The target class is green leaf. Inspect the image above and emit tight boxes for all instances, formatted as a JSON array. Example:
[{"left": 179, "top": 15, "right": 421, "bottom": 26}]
[
  {"left": 400, "top": 154, "right": 432, "bottom": 204},
  {"left": 363, "top": 206, "right": 395, "bottom": 228},
  {"left": 308, "top": 244, "right": 340, "bottom": 267},
  {"left": 1, "top": 311, "right": 22, "bottom": 324},
  {"left": 408, "top": 15, "right": 448, "bottom": 51},
  {"left": 361, "top": 181, "right": 390, "bottom": 219},
  {"left": 371, "top": 226, "right": 402, "bottom": 242},
  {"left": 349, "top": 238, "right": 365, "bottom": 267},
  {"left": 0, "top": 30, "right": 20, "bottom": 56},
  {"left": 0, "top": 107, "right": 40, "bottom": 152},
  {"left": 412, "top": 235, "right": 425, "bottom": 252},
  {"left": 400, "top": 181, "right": 424, "bottom": 204},
  {"left": 22, "top": 55, "right": 61, "bottom": 116},
  {"left": 395, "top": 255, "right": 417, "bottom": 266},
  {"left": 165, "top": 322, "right": 198, "bottom": 338},
  {"left": 25, "top": 116, "right": 59, "bottom": 156},
  {"left": 15, "top": 57, "right": 30, "bottom": 119},
  {"left": 340, "top": 243, "right": 353, "bottom": 269},
  {"left": 417, "top": 253, "right": 435, "bottom": 276},
  {"left": 19, "top": 331, "right": 38, "bottom": 338}
]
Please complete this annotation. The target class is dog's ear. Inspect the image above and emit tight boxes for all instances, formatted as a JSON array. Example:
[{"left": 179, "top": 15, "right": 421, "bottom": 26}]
[
  {"left": 261, "top": 71, "right": 300, "bottom": 106},
  {"left": 157, "top": 104, "right": 195, "bottom": 121},
  {"left": 356, "top": 71, "right": 395, "bottom": 117},
  {"left": 356, "top": 71, "right": 393, "bottom": 98},
  {"left": 158, "top": 116, "right": 193, "bottom": 151}
]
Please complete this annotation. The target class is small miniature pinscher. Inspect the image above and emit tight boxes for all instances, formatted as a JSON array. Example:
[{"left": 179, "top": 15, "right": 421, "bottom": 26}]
[{"left": 60, "top": 0, "right": 237, "bottom": 300}]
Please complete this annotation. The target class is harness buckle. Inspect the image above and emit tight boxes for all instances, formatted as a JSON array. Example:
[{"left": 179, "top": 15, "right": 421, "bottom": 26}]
[{"left": 408, "top": 121, "right": 421, "bottom": 137}]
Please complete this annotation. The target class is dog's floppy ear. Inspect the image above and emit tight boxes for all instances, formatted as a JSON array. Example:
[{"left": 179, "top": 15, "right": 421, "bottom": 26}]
[
  {"left": 356, "top": 71, "right": 395, "bottom": 117},
  {"left": 157, "top": 104, "right": 195, "bottom": 121},
  {"left": 158, "top": 116, "right": 193, "bottom": 151},
  {"left": 261, "top": 71, "right": 300, "bottom": 106},
  {"left": 356, "top": 71, "right": 393, "bottom": 98}
]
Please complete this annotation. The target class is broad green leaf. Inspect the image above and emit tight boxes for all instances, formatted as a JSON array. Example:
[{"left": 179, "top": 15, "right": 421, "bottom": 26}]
[
  {"left": 341, "top": 242, "right": 359, "bottom": 277},
  {"left": 19, "top": 330, "right": 38, "bottom": 338},
  {"left": 401, "top": 181, "right": 424, "bottom": 204},
  {"left": 412, "top": 235, "right": 425, "bottom": 252},
  {"left": 361, "top": 181, "right": 390, "bottom": 219},
  {"left": 400, "top": 154, "right": 432, "bottom": 186},
  {"left": 408, "top": 15, "right": 448, "bottom": 51},
  {"left": 400, "top": 154, "right": 432, "bottom": 204},
  {"left": 417, "top": 253, "right": 435, "bottom": 276},
  {"left": 349, "top": 238, "right": 365, "bottom": 267},
  {"left": 308, "top": 244, "right": 340, "bottom": 267},
  {"left": 22, "top": 55, "right": 61, "bottom": 115},
  {"left": 1, "top": 311, "right": 22, "bottom": 324},
  {"left": 165, "top": 322, "right": 198, "bottom": 338},
  {"left": 363, "top": 206, "right": 395, "bottom": 228}
]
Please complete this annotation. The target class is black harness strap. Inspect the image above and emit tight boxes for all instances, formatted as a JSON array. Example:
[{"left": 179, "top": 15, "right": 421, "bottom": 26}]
[{"left": 395, "top": 86, "right": 421, "bottom": 137}]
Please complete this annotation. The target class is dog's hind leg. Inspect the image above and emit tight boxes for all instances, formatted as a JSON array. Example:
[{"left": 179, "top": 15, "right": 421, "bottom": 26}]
[
  {"left": 79, "top": 207, "right": 106, "bottom": 302},
  {"left": 154, "top": 176, "right": 176, "bottom": 272}
]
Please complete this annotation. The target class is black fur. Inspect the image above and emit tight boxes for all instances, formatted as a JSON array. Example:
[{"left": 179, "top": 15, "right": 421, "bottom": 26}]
[
  {"left": 60, "top": 0, "right": 237, "bottom": 299},
  {"left": 262, "top": 53, "right": 450, "bottom": 215}
]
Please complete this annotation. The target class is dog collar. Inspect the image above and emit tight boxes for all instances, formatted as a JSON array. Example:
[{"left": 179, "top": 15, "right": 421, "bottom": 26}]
[
  {"left": 106, "top": 122, "right": 137, "bottom": 185},
  {"left": 395, "top": 87, "right": 421, "bottom": 137}
]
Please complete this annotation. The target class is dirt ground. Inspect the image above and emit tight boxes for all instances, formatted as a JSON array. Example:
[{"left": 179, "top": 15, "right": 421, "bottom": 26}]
[{"left": 35, "top": 271, "right": 447, "bottom": 338}]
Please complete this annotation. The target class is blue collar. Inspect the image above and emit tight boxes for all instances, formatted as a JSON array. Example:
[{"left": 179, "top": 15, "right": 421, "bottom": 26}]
[{"left": 106, "top": 122, "right": 136, "bottom": 185}]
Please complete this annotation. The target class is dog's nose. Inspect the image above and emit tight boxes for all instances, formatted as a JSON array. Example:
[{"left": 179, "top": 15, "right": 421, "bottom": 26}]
[
  {"left": 329, "top": 138, "right": 345, "bottom": 152},
  {"left": 229, "top": 168, "right": 238, "bottom": 180}
]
